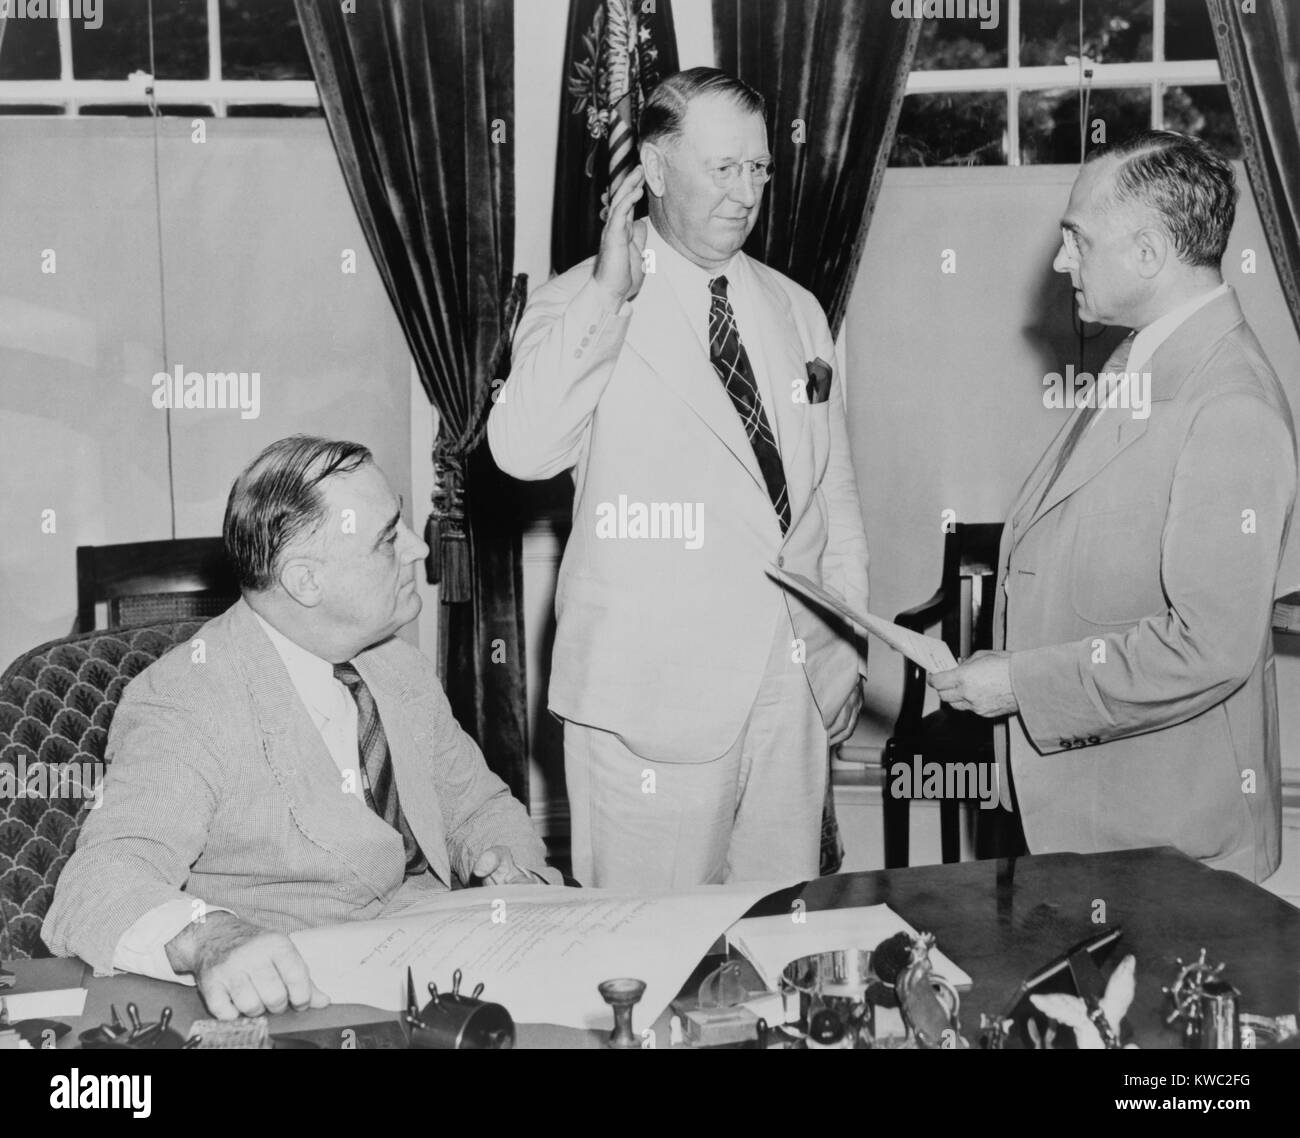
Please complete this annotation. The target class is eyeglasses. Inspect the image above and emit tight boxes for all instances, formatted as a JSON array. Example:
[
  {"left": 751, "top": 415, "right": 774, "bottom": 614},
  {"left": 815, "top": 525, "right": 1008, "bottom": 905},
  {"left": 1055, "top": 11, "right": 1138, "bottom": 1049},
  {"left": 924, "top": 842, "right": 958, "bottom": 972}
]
[{"left": 709, "top": 159, "right": 775, "bottom": 189}]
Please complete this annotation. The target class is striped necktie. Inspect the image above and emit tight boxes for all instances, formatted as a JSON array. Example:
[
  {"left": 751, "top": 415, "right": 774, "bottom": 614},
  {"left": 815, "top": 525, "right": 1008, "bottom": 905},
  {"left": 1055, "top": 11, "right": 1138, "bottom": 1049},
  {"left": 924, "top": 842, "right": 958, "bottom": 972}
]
[
  {"left": 1037, "top": 332, "right": 1135, "bottom": 510},
  {"left": 333, "top": 661, "right": 428, "bottom": 878},
  {"left": 708, "top": 275, "right": 791, "bottom": 533}
]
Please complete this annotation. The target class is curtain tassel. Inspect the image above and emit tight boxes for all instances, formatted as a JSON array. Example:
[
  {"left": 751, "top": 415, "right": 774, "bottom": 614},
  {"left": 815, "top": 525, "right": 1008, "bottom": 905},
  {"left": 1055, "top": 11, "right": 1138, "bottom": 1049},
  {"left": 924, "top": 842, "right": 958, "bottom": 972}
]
[{"left": 426, "top": 447, "right": 472, "bottom": 603}]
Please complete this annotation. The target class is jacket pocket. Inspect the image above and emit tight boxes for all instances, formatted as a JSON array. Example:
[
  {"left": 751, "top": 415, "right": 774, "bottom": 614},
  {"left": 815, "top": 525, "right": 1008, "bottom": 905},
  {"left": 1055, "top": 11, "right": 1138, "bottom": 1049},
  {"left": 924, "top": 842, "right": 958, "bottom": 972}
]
[{"left": 1069, "top": 505, "right": 1163, "bottom": 625}]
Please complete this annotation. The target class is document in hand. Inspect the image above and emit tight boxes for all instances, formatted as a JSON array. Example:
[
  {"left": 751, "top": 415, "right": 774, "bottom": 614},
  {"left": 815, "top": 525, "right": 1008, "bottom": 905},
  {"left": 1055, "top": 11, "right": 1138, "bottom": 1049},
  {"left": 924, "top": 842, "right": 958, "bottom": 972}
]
[
  {"left": 767, "top": 566, "right": 958, "bottom": 673},
  {"left": 291, "top": 882, "right": 783, "bottom": 1031},
  {"left": 726, "top": 904, "right": 971, "bottom": 992}
]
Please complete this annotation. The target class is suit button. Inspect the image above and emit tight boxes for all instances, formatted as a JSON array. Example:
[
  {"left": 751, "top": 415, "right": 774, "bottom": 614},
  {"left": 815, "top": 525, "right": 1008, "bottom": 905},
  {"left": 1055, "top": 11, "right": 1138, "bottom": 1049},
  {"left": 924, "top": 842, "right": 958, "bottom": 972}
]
[
  {"left": 573, "top": 349, "right": 582, "bottom": 358},
  {"left": 1087, "top": 735, "right": 1101, "bottom": 745},
  {"left": 777, "top": 555, "right": 785, "bottom": 568},
  {"left": 1059, "top": 739, "right": 1071, "bottom": 749},
  {"left": 588, "top": 324, "right": 597, "bottom": 334},
  {"left": 580, "top": 337, "right": 590, "bottom": 347}
]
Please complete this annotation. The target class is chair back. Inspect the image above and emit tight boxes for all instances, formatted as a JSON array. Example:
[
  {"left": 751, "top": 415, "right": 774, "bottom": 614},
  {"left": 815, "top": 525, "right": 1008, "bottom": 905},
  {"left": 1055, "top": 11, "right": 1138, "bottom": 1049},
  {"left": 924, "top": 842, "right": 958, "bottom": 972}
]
[
  {"left": 0, "top": 621, "right": 202, "bottom": 959},
  {"left": 76, "top": 538, "right": 238, "bottom": 632},
  {"left": 938, "top": 522, "right": 1003, "bottom": 659}
]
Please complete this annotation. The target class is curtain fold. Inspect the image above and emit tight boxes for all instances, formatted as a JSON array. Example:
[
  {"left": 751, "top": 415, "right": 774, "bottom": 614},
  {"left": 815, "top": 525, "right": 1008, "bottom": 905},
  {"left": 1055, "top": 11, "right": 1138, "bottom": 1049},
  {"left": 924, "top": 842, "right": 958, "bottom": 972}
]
[
  {"left": 713, "top": 1, "right": 918, "bottom": 873},
  {"left": 295, "top": 0, "right": 529, "bottom": 801},
  {"left": 713, "top": 0, "right": 920, "bottom": 336},
  {"left": 1209, "top": 0, "right": 1300, "bottom": 341}
]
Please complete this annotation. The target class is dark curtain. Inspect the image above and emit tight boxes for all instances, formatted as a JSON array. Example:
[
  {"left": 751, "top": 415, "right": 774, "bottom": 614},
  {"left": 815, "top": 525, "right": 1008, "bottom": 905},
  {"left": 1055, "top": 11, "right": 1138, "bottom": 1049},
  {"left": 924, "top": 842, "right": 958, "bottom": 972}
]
[
  {"left": 552, "top": 0, "right": 679, "bottom": 274},
  {"left": 1209, "top": 0, "right": 1300, "bottom": 341},
  {"left": 713, "top": 0, "right": 920, "bottom": 335},
  {"left": 295, "top": 0, "right": 529, "bottom": 801},
  {"left": 714, "top": 1, "right": 918, "bottom": 873}
]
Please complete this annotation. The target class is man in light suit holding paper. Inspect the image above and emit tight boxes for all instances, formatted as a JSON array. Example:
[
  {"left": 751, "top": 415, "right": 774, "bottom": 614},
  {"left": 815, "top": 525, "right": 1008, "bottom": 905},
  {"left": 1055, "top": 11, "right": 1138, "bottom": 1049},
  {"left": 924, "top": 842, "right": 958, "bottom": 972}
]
[
  {"left": 489, "top": 69, "right": 870, "bottom": 889},
  {"left": 931, "top": 132, "right": 1296, "bottom": 882}
]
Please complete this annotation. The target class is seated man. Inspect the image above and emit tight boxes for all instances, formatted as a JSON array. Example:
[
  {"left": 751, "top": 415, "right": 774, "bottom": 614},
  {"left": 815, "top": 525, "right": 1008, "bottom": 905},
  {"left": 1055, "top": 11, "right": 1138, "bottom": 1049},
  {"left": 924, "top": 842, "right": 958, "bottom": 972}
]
[{"left": 43, "top": 436, "right": 558, "bottom": 1019}]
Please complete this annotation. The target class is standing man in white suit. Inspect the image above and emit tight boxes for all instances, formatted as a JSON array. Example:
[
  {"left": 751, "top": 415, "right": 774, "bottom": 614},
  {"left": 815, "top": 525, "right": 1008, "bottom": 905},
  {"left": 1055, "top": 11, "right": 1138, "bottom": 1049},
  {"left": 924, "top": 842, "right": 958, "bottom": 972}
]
[{"left": 488, "top": 68, "right": 869, "bottom": 889}]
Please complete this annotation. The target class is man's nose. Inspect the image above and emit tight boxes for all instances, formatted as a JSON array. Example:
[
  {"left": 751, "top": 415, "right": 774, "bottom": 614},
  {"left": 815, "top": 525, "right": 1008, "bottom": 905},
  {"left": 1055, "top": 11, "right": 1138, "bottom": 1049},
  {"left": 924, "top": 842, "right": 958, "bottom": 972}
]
[
  {"left": 730, "top": 168, "right": 759, "bottom": 208},
  {"left": 400, "top": 522, "right": 430, "bottom": 562},
  {"left": 1052, "top": 243, "right": 1073, "bottom": 274}
]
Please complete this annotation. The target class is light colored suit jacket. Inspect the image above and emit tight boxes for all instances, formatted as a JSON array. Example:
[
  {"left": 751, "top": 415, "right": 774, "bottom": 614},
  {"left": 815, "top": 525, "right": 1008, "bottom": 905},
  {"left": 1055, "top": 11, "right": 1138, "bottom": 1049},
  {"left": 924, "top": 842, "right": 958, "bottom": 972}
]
[
  {"left": 488, "top": 239, "right": 870, "bottom": 762},
  {"left": 995, "top": 290, "right": 1297, "bottom": 881},
  {"left": 43, "top": 600, "right": 556, "bottom": 972}
]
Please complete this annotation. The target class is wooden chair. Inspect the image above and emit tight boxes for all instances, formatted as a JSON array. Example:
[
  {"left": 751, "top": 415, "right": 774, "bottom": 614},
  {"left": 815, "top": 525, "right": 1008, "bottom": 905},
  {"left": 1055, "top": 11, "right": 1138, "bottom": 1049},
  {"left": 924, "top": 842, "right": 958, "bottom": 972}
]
[
  {"left": 75, "top": 538, "right": 239, "bottom": 633},
  {"left": 882, "top": 522, "right": 1027, "bottom": 868}
]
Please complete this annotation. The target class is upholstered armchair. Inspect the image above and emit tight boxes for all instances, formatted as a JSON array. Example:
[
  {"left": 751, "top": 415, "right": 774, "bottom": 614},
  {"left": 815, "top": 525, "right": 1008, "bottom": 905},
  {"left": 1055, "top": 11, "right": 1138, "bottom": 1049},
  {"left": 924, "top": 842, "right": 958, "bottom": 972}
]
[{"left": 0, "top": 621, "right": 202, "bottom": 959}]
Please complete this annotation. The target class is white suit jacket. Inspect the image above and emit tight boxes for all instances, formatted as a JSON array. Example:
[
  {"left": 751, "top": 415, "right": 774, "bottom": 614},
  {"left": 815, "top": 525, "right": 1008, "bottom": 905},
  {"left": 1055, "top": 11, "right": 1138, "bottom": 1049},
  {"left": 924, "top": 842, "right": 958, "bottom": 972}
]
[{"left": 488, "top": 232, "right": 870, "bottom": 762}]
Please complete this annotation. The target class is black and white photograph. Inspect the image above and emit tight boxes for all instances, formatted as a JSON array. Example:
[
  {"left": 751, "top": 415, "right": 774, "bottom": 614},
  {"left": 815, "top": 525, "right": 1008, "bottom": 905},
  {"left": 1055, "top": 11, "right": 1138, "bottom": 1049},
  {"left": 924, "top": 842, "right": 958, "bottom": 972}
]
[{"left": 1, "top": 0, "right": 1298, "bottom": 1109}]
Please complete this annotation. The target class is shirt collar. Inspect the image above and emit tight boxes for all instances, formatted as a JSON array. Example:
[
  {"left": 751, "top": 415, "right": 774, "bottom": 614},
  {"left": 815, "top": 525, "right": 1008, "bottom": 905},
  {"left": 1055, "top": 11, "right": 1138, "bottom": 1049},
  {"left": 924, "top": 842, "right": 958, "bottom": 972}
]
[
  {"left": 251, "top": 609, "right": 346, "bottom": 722},
  {"left": 1128, "top": 282, "right": 1230, "bottom": 373},
  {"left": 646, "top": 217, "right": 739, "bottom": 300}
]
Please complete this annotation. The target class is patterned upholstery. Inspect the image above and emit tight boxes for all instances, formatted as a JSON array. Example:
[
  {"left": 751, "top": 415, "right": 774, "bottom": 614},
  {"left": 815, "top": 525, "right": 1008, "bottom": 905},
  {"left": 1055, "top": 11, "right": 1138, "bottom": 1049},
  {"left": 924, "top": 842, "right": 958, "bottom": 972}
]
[{"left": 0, "top": 621, "right": 201, "bottom": 960}]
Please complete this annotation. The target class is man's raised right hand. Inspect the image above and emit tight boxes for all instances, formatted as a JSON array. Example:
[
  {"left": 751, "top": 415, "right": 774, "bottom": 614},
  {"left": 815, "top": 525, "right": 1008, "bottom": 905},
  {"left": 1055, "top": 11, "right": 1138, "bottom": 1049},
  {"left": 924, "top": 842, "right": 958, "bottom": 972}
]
[
  {"left": 165, "top": 911, "right": 330, "bottom": 1021},
  {"left": 592, "top": 166, "right": 647, "bottom": 306}
]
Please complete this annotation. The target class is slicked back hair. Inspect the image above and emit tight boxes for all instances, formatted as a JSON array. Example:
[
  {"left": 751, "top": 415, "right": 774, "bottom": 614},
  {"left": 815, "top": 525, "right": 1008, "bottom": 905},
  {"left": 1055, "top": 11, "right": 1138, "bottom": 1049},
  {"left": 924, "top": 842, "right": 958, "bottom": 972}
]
[
  {"left": 1086, "top": 130, "right": 1238, "bottom": 269},
  {"left": 638, "top": 66, "right": 766, "bottom": 148},
  {"left": 223, "top": 435, "right": 372, "bottom": 592}
]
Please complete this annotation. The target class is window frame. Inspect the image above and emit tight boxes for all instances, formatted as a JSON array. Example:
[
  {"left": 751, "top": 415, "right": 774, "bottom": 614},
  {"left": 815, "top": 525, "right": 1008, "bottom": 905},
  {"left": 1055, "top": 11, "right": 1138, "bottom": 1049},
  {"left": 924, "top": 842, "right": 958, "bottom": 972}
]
[
  {"left": 0, "top": 0, "right": 319, "bottom": 116},
  {"left": 903, "top": 0, "right": 1223, "bottom": 166}
]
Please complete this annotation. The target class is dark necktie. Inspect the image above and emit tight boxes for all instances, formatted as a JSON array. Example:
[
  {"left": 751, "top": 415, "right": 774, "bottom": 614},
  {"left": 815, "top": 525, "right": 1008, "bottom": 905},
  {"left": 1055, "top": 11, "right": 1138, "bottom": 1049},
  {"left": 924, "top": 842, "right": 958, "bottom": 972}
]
[
  {"left": 709, "top": 275, "right": 791, "bottom": 533},
  {"left": 1037, "top": 332, "right": 1135, "bottom": 511},
  {"left": 333, "top": 661, "right": 428, "bottom": 877}
]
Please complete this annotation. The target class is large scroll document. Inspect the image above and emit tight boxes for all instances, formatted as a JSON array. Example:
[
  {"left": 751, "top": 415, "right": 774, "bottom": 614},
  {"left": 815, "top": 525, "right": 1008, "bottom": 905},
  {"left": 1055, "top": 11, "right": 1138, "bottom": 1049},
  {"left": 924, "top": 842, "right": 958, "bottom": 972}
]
[{"left": 292, "top": 883, "right": 782, "bottom": 1030}]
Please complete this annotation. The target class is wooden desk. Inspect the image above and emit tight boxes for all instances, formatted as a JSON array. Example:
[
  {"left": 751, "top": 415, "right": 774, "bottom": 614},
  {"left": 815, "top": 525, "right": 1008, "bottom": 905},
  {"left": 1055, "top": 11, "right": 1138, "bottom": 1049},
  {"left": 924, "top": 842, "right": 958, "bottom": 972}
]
[{"left": 10, "top": 846, "right": 1299, "bottom": 1049}]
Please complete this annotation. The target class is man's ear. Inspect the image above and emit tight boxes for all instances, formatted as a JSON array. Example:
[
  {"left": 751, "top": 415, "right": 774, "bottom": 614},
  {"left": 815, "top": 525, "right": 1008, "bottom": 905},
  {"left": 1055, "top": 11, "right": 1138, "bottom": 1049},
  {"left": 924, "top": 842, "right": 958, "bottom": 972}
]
[
  {"left": 641, "top": 140, "right": 669, "bottom": 198},
  {"left": 1133, "top": 225, "right": 1168, "bottom": 279},
  {"left": 279, "top": 556, "right": 323, "bottom": 608}
]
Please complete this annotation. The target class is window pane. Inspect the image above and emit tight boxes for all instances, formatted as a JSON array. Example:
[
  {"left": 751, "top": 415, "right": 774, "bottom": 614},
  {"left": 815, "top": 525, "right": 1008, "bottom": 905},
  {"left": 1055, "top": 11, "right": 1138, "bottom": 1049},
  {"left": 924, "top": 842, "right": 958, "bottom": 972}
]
[
  {"left": 71, "top": 0, "right": 208, "bottom": 80},
  {"left": 0, "top": 105, "right": 67, "bottom": 116},
  {"left": 889, "top": 91, "right": 1007, "bottom": 167},
  {"left": 219, "top": 0, "right": 312, "bottom": 80},
  {"left": 1020, "top": 86, "right": 1151, "bottom": 164},
  {"left": 912, "top": 13, "right": 1008, "bottom": 70},
  {"left": 0, "top": 11, "right": 61, "bottom": 79},
  {"left": 1020, "top": 0, "right": 1153, "bottom": 66},
  {"left": 226, "top": 104, "right": 323, "bottom": 118},
  {"left": 77, "top": 102, "right": 214, "bottom": 116},
  {"left": 1165, "top": 0, "right": 1218, "bottom": 62},
  {"left": 1164, "top": 85, "right": 1241, "bottom": 159}
]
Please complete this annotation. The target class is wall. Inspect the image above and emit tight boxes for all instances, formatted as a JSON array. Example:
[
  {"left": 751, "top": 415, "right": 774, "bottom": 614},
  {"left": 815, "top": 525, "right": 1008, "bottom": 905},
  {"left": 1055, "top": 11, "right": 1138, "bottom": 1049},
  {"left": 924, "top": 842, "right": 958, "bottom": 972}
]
[
  {"left": 845, "top": 164, "right": 1300, "bottom": 777},
  {"left": 0, "top": 118, "right": 413, "bottom": 667}
]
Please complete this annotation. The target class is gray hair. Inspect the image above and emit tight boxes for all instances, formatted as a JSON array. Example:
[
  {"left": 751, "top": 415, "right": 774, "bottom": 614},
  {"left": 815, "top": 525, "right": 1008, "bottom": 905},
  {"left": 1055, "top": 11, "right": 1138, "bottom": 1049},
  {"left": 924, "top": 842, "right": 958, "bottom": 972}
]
[
  {"left": 1087, "top": 130, "right": 1238, "bottom": 269},
  {"left": 638, "top": 67, "right": 766, "bottom": 148}
]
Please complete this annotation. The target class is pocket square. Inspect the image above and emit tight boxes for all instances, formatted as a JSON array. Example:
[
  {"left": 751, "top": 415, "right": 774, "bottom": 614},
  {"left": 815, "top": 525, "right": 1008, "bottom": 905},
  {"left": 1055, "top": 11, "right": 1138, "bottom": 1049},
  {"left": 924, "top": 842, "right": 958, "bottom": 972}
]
[{"left": 805, "top": 357, "right": 833, "bottom": 404}]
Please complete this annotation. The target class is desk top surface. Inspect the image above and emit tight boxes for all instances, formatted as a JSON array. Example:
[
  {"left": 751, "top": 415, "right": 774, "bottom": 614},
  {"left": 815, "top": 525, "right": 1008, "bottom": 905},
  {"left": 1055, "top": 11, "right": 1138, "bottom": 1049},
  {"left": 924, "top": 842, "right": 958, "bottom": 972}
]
[{"left": 10, "top": 846, "right": 1299, "bottom": 1049}]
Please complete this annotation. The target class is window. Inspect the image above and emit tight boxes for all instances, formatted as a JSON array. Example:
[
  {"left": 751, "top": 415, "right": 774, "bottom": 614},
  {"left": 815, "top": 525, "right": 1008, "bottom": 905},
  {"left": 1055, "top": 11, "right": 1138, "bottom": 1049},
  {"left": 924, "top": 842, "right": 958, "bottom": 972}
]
[
  {"left": 890, "top": 0, "right": 1239, "bottom": 166},
  {"left": 0, "top": 0, "right": 319, "bottom": 116}
]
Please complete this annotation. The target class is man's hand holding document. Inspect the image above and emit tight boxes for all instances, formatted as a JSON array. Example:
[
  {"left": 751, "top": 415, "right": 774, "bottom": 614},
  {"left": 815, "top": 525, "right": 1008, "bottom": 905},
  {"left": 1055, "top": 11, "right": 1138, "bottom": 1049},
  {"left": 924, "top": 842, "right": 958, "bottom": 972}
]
[{"left": 768, "top": 566, "right": 957, "bottom": 673}]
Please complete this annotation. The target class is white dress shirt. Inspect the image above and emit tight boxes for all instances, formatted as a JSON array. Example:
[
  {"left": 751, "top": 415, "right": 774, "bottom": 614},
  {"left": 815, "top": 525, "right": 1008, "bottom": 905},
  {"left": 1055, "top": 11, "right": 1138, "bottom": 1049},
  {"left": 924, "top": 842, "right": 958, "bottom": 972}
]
[
  {"left": 111, "top": 612, "right": 365, "bottom": 982},
  {"left": 645, "top": 218, "right": 783, "bottom": 445}
]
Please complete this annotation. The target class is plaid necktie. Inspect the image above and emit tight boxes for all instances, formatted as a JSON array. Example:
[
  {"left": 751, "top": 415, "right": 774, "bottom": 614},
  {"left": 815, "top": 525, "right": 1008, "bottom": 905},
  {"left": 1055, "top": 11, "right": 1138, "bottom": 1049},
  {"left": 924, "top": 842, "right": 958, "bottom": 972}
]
[
  {"left": 1037, "top": 332, "right": 1136, "bottom": 510},
  {"left": 333, "top": 661, "right": 428, "bottom": 877},
  {"left": 709, "top": 276, "right": 791, "bottom": 533}
]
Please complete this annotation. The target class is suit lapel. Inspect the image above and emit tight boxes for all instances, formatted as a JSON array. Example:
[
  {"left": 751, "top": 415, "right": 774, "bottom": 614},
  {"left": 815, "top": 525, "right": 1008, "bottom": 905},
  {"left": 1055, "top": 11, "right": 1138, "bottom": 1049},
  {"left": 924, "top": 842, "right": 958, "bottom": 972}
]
[
  {"left": 1010, "top": 289, "right": 1247, "bottom": 546},
  {"left": 624, "top": 247, "right": 767, "bottom": 494},
  {"left": 743, "top": 257, "right": 814, "bottom": 522},
  {"left": 355, "top": 647, "right": 453, "bottom": 887},
  {"left": 228, "top": 601, "right": 412, "bottom": 899}
]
